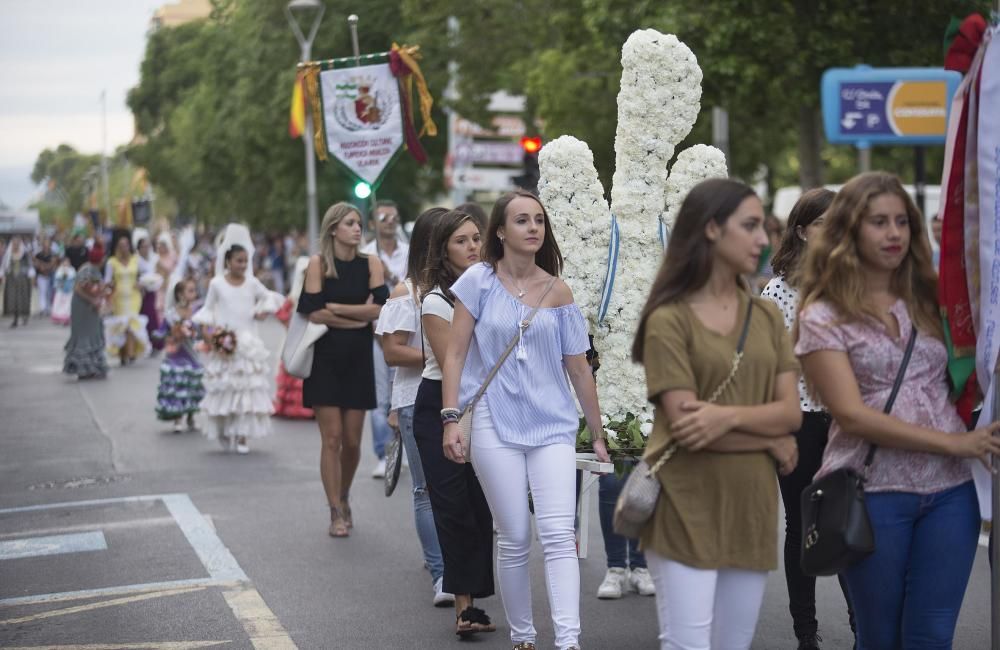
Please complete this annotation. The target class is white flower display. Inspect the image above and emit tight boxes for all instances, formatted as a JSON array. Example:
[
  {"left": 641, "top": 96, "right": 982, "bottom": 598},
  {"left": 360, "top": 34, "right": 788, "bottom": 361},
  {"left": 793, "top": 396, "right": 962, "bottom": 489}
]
[
  {"left": 539, "top": 29, "right": 728, "bottom": 452},
  {"left": 538, "top": 136, "right": 610, "bottom": 324},
  {"left": 663, "top": 144, "right": 730, "bottom": 231}
]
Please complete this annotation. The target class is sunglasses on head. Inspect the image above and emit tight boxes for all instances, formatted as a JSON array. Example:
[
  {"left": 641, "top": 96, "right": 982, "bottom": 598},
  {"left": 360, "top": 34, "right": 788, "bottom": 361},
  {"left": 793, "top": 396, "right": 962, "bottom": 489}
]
[{"left": 376, "top": 212, "right": 398, "bottom": 223}]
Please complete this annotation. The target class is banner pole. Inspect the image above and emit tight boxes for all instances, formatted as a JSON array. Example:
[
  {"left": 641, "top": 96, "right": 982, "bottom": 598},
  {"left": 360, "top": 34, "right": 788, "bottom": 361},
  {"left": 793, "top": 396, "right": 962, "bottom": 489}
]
[
  {"left": 345, "top": 15, "right": 376, "bottom": 219},
  {"left": 348, "top": 14, "right": 361, "bottom": 67}
]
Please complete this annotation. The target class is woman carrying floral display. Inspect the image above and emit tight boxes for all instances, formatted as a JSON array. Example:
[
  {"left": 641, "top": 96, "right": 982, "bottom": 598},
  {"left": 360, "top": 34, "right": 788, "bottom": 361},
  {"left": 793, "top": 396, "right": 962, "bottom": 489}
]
[
  {"left": 761, "top": 188, "right": 855, "bottom": 649},
  {"left": 795, "top": 172, "right": 1000, "bottom": 649},
  {"left": 632, "top": 178, "right": 801, "bottom": 650},
  {"left": 440, "top": 191, "right": 611, "bottom": 650},
  {"left": 413, "top": 209, "right": 495, "bottom": 636}
]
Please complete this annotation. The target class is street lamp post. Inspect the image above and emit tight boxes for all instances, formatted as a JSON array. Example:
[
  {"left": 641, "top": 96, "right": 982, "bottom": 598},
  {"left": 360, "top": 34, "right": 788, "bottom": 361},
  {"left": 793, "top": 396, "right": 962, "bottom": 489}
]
[{"left": 286, "top": 0, "right": 325, "bottom": 253}]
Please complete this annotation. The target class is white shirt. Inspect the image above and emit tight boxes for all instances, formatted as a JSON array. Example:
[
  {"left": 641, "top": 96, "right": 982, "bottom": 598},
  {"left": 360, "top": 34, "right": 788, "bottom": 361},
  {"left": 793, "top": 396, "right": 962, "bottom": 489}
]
[
  {"left": 761, "top": 275, "right": 822, "bottom": 412},
  {"left": 361, "top": 238, "right": 408, "bottom": 287},
  {"left": 420, "top": 287, "right": 453, "bottom": 381},
  {"left": 375, "top": 280, "right": 423, "bottom": 409}
]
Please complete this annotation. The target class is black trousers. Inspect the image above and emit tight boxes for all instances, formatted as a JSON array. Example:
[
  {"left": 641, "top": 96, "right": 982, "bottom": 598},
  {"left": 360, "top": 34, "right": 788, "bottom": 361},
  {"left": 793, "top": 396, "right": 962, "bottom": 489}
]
[
  {"left": 413, "top": 378, "right": 495, "bottom": 599},
  {"left": 778, "top": 411, "right": 856, "bottom": 639}
]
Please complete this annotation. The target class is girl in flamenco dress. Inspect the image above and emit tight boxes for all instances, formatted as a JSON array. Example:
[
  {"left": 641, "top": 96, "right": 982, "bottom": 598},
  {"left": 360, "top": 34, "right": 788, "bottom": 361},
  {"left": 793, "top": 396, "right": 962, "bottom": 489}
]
[
  {"left": 154, "top": 278, "right": 206, "bottom": 433},
  {"left": 192, "top": 225, "right": 283, "bottom": 454},
  {"left": 273, "top": 256, "right": 314, "bottom": 419}
]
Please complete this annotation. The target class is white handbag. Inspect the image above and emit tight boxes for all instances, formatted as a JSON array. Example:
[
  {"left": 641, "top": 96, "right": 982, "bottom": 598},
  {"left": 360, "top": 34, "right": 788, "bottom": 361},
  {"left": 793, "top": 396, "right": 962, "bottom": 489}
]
[{"left": 281, "top": 311, "right": 327, "bottom": 379}]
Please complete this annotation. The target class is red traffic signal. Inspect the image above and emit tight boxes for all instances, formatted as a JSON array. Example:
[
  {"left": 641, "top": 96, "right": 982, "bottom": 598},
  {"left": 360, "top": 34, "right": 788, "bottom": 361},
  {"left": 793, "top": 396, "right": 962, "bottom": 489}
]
[{"left": 520, "top": 136, "right": 542, "bottom": 154}]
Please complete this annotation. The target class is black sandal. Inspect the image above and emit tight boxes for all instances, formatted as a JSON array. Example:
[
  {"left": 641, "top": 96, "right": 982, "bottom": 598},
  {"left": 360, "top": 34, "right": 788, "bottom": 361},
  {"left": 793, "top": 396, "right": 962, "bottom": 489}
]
[{"left": 456, "top": 606, "right": 495, "bottom": 637}]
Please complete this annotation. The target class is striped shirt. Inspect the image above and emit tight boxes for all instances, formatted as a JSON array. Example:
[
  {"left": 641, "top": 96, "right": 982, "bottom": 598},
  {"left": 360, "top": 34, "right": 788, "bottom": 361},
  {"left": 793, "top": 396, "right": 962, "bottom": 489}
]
[{"left": 451, "top": 263, "right": 590, "bottom": 448}]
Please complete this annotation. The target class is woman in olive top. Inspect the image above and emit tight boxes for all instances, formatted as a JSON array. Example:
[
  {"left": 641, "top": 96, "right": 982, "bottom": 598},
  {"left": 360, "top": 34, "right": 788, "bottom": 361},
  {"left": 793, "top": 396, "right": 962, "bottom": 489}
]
[{"left": 632, "top": 178, "right": 801, "bottom": 650}]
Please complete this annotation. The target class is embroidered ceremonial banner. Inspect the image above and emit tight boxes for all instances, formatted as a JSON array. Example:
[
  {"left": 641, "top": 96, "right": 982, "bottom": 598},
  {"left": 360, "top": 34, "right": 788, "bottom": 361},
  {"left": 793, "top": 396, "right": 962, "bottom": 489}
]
[
  {"left": 318, "top": 62, "right": 404, "bottom": 185},
  {"left": 973, "top": 30, "right": 998, "bottom": 520}
]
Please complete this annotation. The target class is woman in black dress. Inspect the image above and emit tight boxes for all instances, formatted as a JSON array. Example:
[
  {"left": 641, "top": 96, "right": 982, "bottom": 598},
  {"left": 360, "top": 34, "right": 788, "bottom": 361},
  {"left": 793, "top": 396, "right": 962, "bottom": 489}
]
[{"left": 299, "top": 202, "right": 387, "bottom": 538}]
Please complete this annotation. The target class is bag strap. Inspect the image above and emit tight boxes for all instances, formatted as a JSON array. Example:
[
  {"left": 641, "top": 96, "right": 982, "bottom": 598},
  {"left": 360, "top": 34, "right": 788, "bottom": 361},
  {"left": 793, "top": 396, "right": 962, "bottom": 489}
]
[
  {"left": 420, "top": 290, "right": 455, "bottom": 364},
  {"left": 465, "top": 276, "right": 558, "bottom": 410},
  {"left": 648, "top": 295, "right": 755, "bottom": 476},
  {"left": 863, "top": 324, "right": 918, "bottom": 469}
]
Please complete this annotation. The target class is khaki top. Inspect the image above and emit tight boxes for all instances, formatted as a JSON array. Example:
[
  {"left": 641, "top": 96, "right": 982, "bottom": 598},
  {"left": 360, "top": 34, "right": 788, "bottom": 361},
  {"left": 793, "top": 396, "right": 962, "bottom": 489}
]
[{"left": 639, "top": 291, "right": 799, "bottom": 571}]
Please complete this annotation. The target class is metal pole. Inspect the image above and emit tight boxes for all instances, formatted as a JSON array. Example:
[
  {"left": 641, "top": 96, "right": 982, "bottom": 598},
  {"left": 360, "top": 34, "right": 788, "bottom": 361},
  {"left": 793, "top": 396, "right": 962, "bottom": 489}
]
[
  {"left": 346, "top": 15, "right": 376, "bottom": 222},
  {"left": 914, "top": 146, "right": 926, "bottom": 217},
  {"left": 348, "top": 15, "right": 361, "bottom": 67},
  {"left": 993, "top": 363, "right": 1000, "bottom": 650},
  {"left": 100, "top": 90, "right": 111, "bottom": 227},
  {"left": 857, "top": 142, "right": 871, "bottom": 173},
  {"left": 302, "top": 46, "right": 319, "bottom": 254},
  {"left": 286, "top": 0, "right": 324, "bottom": 253},
  {"left": 711, "top": 106, "right": 730, "bottom": 175}
]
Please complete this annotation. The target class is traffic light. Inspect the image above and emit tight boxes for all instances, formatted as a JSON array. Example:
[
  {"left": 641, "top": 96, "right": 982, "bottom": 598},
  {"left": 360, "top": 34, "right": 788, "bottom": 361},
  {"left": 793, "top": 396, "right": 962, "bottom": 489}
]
[
  {"left": 353, "top": 181, "right": 372, "bottom": 199},
  {"left": 513, "top": 137, "right": 542, "bottom": 193}
]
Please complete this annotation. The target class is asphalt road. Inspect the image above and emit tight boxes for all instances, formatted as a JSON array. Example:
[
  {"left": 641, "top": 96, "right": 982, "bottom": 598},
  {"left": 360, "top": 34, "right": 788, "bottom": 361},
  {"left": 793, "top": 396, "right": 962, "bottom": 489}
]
[{"left": 0, "top": 315, "right": 993, "bottom": 649}]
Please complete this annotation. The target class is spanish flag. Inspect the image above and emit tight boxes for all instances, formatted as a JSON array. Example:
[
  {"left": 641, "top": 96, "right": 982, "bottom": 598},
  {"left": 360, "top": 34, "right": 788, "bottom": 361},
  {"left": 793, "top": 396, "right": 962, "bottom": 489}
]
[{"left": 289, "top": 73, "right": 306, "bottom": 138}]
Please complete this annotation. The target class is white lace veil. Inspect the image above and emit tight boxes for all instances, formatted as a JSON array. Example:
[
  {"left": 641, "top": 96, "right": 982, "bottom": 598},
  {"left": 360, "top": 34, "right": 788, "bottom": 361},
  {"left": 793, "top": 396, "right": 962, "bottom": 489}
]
[{"left": 214, "top": 224, "right": 255, "bottom": 278}]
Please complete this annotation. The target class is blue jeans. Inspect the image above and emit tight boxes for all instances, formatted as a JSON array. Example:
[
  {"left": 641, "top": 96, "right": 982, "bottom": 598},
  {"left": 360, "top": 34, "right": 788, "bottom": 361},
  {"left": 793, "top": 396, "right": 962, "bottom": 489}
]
[
  {"left": 597, "top": 470, "right": 646, "bottom": 569},
  {"left": 370, "top": 340, "right": 394, "bottom": 459},
  {"left": 398, "top": 405, "right": 445, "bottom": 582},
  {"left": 843, "top": 481, "right": 979, "bottom": 650}
]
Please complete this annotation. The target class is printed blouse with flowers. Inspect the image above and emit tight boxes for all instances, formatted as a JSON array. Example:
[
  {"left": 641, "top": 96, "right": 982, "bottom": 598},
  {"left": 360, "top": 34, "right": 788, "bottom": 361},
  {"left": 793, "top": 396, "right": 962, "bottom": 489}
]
[{"left": 795, "top": 299, "right": 971, "bottom": 494}]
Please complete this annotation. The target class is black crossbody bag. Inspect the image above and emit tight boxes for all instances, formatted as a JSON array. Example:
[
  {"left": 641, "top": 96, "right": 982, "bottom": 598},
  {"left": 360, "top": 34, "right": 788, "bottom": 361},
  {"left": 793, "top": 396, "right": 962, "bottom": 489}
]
[{"left": 799, "top": 325, "right": 918, "bottom": 577}]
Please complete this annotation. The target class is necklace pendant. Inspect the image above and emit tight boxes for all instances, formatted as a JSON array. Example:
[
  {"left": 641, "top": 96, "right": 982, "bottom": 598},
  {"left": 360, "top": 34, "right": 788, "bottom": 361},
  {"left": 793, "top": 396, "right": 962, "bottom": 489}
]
[{"left": 517, "top": 290, "right": 525, "bottom": 298}]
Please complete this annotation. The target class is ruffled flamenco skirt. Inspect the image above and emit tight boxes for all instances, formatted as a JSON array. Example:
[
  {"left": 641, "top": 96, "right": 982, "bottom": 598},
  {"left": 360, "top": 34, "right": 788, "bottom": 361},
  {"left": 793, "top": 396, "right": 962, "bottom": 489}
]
[
  {"left": 200, "top": 330, "right": 273, "bottom": 444},
  {"left": 104, "top": 313, "right": 151, "bottom": 359},
  {"left": 156, "top": 354, "right": 205, "bottom": 421},
  {"left": 273, "top": 362, "right": 314, "bottom": 419}
]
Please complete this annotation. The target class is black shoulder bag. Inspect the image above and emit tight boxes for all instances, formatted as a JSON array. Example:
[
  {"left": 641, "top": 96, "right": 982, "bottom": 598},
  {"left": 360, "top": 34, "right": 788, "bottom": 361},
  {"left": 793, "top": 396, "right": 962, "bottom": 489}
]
[{"left": 799, "top": 325, "right": 918, "bottom": 577}]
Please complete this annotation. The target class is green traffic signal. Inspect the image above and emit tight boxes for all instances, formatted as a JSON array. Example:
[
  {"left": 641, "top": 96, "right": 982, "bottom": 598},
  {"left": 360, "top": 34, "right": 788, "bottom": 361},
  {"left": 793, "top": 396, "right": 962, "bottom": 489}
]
[{"left": 354, "top": 181, "right": 372, "bottom": 199}]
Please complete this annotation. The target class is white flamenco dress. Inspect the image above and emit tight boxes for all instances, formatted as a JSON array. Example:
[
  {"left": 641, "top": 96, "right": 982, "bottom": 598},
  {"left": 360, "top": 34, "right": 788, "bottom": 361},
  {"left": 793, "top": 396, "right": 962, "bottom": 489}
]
[{"left": 192, "top": 275, "right": 283, "bottom": 447}]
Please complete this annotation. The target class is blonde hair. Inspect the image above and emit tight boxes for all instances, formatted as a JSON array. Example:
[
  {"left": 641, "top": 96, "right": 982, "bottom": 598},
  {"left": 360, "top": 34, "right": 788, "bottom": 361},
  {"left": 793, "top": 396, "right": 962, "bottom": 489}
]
[
  {"left": 797, "top": 172, "right": 941, "bottom": 340},
  {"left": 319, "top": 202, "right": 364, "bottom": 278}
]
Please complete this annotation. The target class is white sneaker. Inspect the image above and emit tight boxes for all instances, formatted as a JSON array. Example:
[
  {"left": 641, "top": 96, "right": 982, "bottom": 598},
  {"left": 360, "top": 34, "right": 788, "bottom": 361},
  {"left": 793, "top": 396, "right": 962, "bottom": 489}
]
[
  {"left": 596, "top": 567, "right": 627, "bottom": 599},
  {"left": 172, "top": 420, "right": 183, "bottom": 434},
  {"left": 432, "top": 577, "right": 454, "bottom": 607},
  {"left": 372, "top": 458, "right": 387, "bottom": 478},
  {"left": 236, "top": 442, "right": 250, "bottom": 455},
  {"left": 628, "top": 567, "right": 656, "bottom": 596}
]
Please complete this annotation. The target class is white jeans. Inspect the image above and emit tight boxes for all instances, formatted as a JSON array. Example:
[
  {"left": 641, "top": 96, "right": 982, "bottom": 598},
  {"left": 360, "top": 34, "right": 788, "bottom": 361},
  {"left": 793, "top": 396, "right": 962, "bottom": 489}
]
[
  {"left": 471, "top": 399, "right": 580, "bottom": 649},
  {"left": 646, "top": 551, "right": 767, "bottom": 650}
]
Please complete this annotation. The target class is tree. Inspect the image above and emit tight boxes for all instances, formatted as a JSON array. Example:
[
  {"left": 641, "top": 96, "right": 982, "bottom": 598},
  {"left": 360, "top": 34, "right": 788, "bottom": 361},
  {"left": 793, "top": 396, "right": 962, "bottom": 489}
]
[
  {"left": 29, "top": 145, "right": 101, "bottom": 224},
  {"left": 404, "top": 0, "right": 989, "bottom": 192},
  {"left": 127, "top": 0, "right": 448, "bottom": 229}
]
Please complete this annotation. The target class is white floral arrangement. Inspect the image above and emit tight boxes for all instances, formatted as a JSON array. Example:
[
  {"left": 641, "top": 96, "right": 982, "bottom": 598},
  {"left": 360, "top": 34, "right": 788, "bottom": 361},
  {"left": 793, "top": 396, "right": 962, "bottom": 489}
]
[
  {"left": 662, "top": 144, "right": 730, "bottom": 232},
  {"left": 538, "top": 136, "right": 610, "bottom": 324},
  {"left": 538, "top": 29, "right": 728, "bottom": 458}
]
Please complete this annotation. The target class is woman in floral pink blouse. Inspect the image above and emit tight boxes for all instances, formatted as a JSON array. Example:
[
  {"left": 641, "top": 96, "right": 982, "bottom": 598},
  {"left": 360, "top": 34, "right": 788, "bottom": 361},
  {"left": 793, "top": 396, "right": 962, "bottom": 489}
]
[{"left": 795, "top": 172, "right": 1000, "bottom": 649}]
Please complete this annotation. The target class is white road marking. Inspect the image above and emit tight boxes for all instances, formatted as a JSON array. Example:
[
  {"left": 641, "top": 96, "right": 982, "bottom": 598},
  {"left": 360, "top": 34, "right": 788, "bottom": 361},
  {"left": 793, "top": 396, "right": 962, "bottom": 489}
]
[
  {"left": 3, "top": 643, "right": 229, "bottom": 649},
  {"left": 0, "top": 516, "right": 176, "bottom": 540},
  {"left": 0, "top": 494, "right": 296, "bottom": 648},
  {"left": 0, "top": 531, "right": 106, "bottom": 561},
  {"left": 0, "top": 585, "right": 206, "bottom": 625}
]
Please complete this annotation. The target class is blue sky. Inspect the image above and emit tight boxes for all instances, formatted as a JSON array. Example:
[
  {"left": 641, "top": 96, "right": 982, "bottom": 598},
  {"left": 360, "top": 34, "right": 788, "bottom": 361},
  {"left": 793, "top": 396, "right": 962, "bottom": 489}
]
[{"left": 0, "top": 0, "right": 165, "bottom": 209}]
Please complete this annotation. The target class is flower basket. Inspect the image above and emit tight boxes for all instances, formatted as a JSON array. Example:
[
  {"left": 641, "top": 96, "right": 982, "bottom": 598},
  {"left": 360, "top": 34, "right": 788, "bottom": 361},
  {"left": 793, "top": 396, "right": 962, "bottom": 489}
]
[{"left": 210, "top": 328, "right": 238, "bottom": 356}]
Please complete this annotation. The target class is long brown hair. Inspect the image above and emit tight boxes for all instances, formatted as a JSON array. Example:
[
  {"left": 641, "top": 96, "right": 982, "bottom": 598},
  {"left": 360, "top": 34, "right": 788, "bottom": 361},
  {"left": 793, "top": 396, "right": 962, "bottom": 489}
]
[
  {"left": 418, "top": 209, "right": 480, "bottom": 300},
  {"left": 770, "top": 188, "right": 835, "bottom": 282},
  {"left": 797, "top": 171, "right": 941, "bottom": 339},
  {"left": 631, "top": 178, "right": 757, "bottom": 363},
  {"left": 483, "top": 190, "right": 563, "bottom": 277}
]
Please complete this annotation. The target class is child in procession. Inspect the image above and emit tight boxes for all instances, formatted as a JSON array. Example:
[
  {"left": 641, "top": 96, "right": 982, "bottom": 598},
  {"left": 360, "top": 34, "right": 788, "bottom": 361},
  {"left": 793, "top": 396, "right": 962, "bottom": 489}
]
[{"left": 154, "top": 278, "right": 205, "bottom": 433}]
